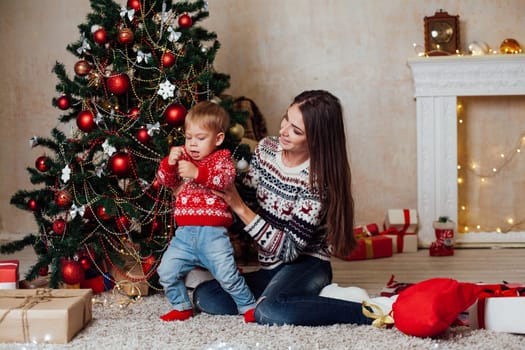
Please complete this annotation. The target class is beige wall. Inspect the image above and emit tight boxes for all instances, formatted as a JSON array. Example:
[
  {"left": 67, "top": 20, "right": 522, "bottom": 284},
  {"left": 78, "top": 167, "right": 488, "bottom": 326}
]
[{"left": 1, "top": 0, "right": 524, "bottom": 237}]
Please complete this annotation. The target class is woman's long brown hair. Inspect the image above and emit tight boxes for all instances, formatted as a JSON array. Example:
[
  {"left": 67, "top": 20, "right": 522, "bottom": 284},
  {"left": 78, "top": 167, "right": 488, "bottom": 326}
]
[{"left": 291, "top": 90, "right": 356, "bottom": 257}]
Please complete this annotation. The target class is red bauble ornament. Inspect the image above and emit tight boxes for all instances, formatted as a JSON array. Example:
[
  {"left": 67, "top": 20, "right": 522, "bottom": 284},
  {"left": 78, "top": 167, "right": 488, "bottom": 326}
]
[
  {"left": 107, "top": 73, "right": 130, "bottom": 95},
  {"left": 52, "top": 218, "right": 66, "bottom": 235},
  {"left": 151, "top": 179, "right": 161, "bottom": 191},
  {"left": 28, "top": 198, "right": 39, "bottom": 211},
  {"left": 56, "top": 95, "right": 71, "bottom": 110},
  {"left": 61, "top": 259, "right": 85, "bottom": 285},
  {"left": 35, "top": 156, "right": 50, "bottom": 172},
  {"left": 116, "top": 215, "right": 131, "bottom": 233},
  {"left": 109, "top": 152, "right": 132, "bottom": 177},
  {"left": 118, "top": 28, "right": 134, "bottom": 45},
  {"left": 127, "top": 0, "right": 141, "bottom": 11},
  {"left": 96, "top": 205, "right": 112, "bottom": 221},
  {"left": 128, "top": 107, "right": 140, "bottom": 119},
  {"left": 93, "top": 27, "right": 108, "bottom": 45},
  {"left": 164, "top": 103, "right": 187, "bottom": 127},
  {"left": 55, "top": 190, "right": 72, "bottom": 208},
  {"left": 136, "top": 127, "right": 151, "bottom": 144},
  {"left": 74, "top": 60, "right": 91, "bottom": 76},
  {"left": 178, "top": 13, "right": 193, "bottom": 29},
  {"left": 76, "top": 110, "right": 96, "bottom": 132},
  {"left": 142, "top": 255, "right": 156, "bottom": 274},
  {"left": 161, "top": 51, "right": 176, "bottom": 68},
  {"left": 79, "top": 256, "right": 92, "bottom": 271},
  {"left": 38, "top": 265, "right": 49, "bottom": 276}
]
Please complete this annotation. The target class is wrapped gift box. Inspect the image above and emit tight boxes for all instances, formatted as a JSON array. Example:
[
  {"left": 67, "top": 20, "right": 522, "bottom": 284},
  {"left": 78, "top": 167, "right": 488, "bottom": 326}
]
[
  {"left": 0, "top": 260, "right": 19, "bottom": 289},
  {"left": 0, "top": 288, "right": 92, "bottom": 343},
  {"left": 468, "top": 296, "right": 525, "bottom": 334},
  {"left": 384, "top": 209, "right": 418, "bottom": 234},
  {"left": 338, "top": 236, "right": 393, "bottom": 261},
  {"left": 382, "top": 232, "right": 418, "bottom": 253},
  {"left": 107, "top": 257, "right": 149, "bottom": 297}
]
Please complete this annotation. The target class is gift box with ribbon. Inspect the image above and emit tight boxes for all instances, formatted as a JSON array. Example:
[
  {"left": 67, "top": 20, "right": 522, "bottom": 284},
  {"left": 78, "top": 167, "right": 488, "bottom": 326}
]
[
  {"left": 0, "top": 260, "right": 19, "bottom": 289},
  {"left": 0, "top": 288, "right": 92, "bottom": 343},
  {"left": 337, "top": 225, "right": 393, "bottom": 260},
  {"left": 107, "top": 256, "right": 149, "bottom": 297},
  {"left": 467, "top": 283, "right": 525, "bottom": 334},
  {"left": 383, "top": 209, "right": 419, "bottom": 253}
]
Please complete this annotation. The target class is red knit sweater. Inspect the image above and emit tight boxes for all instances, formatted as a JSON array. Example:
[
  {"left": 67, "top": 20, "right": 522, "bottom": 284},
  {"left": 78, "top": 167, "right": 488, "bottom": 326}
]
[{"left": 156, "top": 147, "right": 235, "bottom": 227}]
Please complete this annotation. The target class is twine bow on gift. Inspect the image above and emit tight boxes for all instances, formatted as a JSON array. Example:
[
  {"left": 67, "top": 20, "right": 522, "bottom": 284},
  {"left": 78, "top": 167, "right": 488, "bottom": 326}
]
[
  {"left": 0, "top": 288, "right": 54, "bottom": 343},
  {"left": 362, "top": 301, "right": 395, "bottom": 328}
]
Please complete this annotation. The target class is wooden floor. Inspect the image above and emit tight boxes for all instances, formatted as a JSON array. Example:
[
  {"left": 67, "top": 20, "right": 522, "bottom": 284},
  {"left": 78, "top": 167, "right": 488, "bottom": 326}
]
[{"left": 3, "top": 245, "right": 524, "bottom": 296}]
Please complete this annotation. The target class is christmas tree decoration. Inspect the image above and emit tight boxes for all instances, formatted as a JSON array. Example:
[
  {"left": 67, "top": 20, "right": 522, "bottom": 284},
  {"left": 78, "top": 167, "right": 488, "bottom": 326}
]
[
  {"left": 500, "top": 38, "right": 522, "bottom": 54},
  {"left": 93, "top": 27, "right": 108, "bottom": 45},
  {"left": 108, "top": 151, "right": 132, "bottom": 177},
  {"left": 61, "top": 259, "right": 85, "bottom": 285},
  {"left": 3, "top": 0, "right": 253, "bottom": 289},
  {"left": 55, "top": 190, "right": 72, "bottom": 208},
  {"left": 229, "top": 123, "right": 245, "bottom": 141},
  {"left": 178, "top": 13, "right": 193, "bottom": 29},
  {"left": 56, "top": 95, "right": 71, "bottom": 110},
  {"left": 52, "top": 218, "right": 67, "bottom": 235},
  {"left": 107, "top": 73, "right": 131, "bottom": 95},
  {"left": 76, "top": 110, "right": 96, "bottom": 132},
  {"left": 118, "top": 27, "right": 134, "bottom": 45},
  {"left": 161, "top": 51, "right": 176, "bottom": 68},
  {"left": 74, "top": 60, "right": 91, "bottom": 76},
  {"left": 35, "top": 155, "right": 50, "bottom": 172},
  {"left": 164, "top": 103, "right": 187, "bottom": 126}
]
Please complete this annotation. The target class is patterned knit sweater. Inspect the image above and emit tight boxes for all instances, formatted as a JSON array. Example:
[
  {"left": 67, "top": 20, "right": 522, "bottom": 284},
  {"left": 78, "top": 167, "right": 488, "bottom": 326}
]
[
  {"left": 156, "top": 147, "right": 235, "bottom": 227},
  {"left": 240, "top": 136, "right": 331, "bottom": 269}
]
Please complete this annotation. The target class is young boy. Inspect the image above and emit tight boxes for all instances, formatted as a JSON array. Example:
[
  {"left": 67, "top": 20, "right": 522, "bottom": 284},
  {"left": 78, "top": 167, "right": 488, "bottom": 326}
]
[{"left": 156, "top": 101, "right": 256, "bottom": 322}]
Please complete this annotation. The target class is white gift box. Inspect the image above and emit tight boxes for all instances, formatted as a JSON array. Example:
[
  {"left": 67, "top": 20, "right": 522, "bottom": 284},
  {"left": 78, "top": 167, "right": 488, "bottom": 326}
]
[
  {"left": 384, "top": 209, "right": 418, "bottom": 234},
  {"left": 468, "top": 296, "right": 525, "bottom": 334},
  {"left": 383, "top": 233, "right": 418, "bottom": 253}
]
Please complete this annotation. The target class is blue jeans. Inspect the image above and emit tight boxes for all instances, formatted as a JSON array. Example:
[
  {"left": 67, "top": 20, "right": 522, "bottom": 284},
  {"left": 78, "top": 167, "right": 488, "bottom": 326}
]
[
  {"left": 193, "top": 255, "right": 373, "bottom": 326},
  {"left": 157, "top": 226, "right": 256, "bottom": 313}
]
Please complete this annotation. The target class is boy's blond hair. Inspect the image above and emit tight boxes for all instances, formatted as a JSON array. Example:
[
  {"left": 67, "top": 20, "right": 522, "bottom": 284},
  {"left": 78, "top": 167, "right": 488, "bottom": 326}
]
[{"left": 185, "top": 101, "right": 230, "bottom": 134}]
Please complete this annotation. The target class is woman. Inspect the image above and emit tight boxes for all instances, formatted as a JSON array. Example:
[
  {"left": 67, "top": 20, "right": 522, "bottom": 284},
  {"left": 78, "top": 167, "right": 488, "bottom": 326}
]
[{"left": 193, "top": 90, "right": 373, "bottom": 326}]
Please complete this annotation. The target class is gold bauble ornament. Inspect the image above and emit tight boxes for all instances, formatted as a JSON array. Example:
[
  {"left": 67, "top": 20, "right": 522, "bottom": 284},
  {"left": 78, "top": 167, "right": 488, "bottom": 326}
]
[
  {"left": 74, "top": 60, "right": 91, "bottom": 76},
  {"left": 229, "top": 123, "right": 245, "bottom": 141},
  {"left": 500, "top": 38, "right": 522, "bottom": 54}
]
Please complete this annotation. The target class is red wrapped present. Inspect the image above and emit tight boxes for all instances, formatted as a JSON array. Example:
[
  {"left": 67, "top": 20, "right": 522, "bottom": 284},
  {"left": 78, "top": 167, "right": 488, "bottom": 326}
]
[
  {"left": 468, "top": 283, "right": 525, "bottom": 334},
  {"left": 339, "top": 235, "right": 393, "bottom": 261},
  {"left": 353, "top": 223, "right": 380, "bottom": 236},
  {"left": 0, "top": 260, "right": 19, "bottom": 289}
]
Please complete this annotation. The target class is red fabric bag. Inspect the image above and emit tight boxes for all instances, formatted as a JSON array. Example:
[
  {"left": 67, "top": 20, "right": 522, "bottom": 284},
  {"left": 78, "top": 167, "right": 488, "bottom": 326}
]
[{"left": 392, "top": 278, "right": 483, "bottom": 337}]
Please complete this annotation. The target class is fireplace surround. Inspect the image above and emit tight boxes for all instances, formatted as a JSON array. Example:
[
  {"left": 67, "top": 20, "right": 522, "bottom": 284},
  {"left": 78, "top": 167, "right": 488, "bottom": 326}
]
[{"left": 407, "top": 54, "right": 525, "bottom": 247}]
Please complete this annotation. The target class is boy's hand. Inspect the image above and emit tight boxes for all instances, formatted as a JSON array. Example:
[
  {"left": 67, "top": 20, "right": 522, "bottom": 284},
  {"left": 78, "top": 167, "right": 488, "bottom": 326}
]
[
  {"left": 177, "top": 160, "right": 198, "bottom": 179},
  {"left": 167, "top": 146, "right": 184, "bottom": 165}
]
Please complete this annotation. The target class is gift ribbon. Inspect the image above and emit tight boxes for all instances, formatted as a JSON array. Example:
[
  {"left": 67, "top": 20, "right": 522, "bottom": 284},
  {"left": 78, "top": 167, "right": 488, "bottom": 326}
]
[
  {"left": 476, "top": 284, "right": 522, "bottom": 329},
  {"left": 363, "top": 238, "right": 374, "bottom": 258},
  {"left": 381, "top": 209, "right": 412, "bottom": 253},
  {"left": 362, "top": 301, "right": 394, "bottom": 328}
]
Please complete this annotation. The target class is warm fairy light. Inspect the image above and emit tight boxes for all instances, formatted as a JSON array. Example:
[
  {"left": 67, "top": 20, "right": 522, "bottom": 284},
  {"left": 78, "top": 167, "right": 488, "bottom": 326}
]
[
  {"left": 471, "top": 163, "right": 477, "bottom": 169},
  {"left": 457, "top": 177, "right": 463, "bottom": 184},
  {"left": 458, "top": 119, "right": 463, "bottom": 123},
  {"left": 507, "top": 218, "right": 514, "bottom": 224},
  {"left": 464, "top": 226, "right": 469, "bottom": 232},
  {"left": 500, "top": 153, "right": 505, "bottom": 158},
  {"left": 457, "top": 165, "right": 461, "bottom": 170},
  {"left": 480, "top": 177, "right": 486, "bottom": 182},
  {"left": 496, "top": 227, "right": 502, "bottom": 233},
  {"left": 461, "top": 205, "right": 466, "bottom": 210},
  {"left": 476, "top": 225, "right": 481, "bottom": 230},
  {"left": 492, "top": 168, "right": 497, "bottom": 172}
]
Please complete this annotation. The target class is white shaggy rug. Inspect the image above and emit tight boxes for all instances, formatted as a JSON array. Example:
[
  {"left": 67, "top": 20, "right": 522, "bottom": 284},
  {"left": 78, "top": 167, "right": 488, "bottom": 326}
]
[{"left": 1, "top": 292, "right": 524, "bottom": 350}]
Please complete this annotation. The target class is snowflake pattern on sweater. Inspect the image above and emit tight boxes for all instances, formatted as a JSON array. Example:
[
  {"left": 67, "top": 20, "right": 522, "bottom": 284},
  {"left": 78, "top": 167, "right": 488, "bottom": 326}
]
[
  {"left": 157, "top": 147, "right": 235, "bottom": 227},
  {"left": 240, "top": 137, "right": 331, "bottom": 269}
]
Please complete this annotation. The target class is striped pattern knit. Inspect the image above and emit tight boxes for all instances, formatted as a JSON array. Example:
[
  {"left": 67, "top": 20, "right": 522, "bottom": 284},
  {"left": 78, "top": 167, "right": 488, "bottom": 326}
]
[
  {"left": 241, "top": 136, "right": 331, "bottom": 269},
  {"left": 156, "top": 148, "right": 235, "bottom": 228}
]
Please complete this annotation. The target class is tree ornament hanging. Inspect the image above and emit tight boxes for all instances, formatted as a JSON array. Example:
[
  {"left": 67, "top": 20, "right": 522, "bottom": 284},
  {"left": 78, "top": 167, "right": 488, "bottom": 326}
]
[
  {"left": 93, "top": 27, "right": 108, "bottom": 45},
  {"left": 74, "top": 60, "right": 91, "bottom": 76},
  {"left": 61, "top": 259, "right": 85, "bottom": 285},
  {"left": 79, "top": 256, "right": 92, "bottom": 271},
  {"left": 28, "top": 198, "right": 39, "bottom": 211},
  {"left": 35, "top": 155, "right": 50, "bottom": 172},
  {"left": 108, "top": 151, "right": 132, "bottom": 177},
  {"left": 127, "top": 107, "right": 140, "bottom": 119},
  {"left": 96, "top": 205, "right": 112, "bottom": 221},
  {"left": 229, "top": 123, "right": 245, "bottom": 141},
  {"left": 178, "top": 13, "right": 193, "bottom": 29},
  {"left": 142, "top": 255, "right": 156, "bottom": 274},
  {"left": 107, "top": 73, "right": 130, "bottom": 95},
  {"left": 38, "top": 265, "right": 49, "bottom": 276},
  {"left": 52, "top": 218, "right": 66, "bottom": 235},
  {"left": 127, "top": 0, "right": 141, "bottom": 12},
  {"left": 118, "top": 28, "right": 134, "bottom": 45},
  {"left": 76, "top": 110, "right": 97, "bottom": 132},
  {"left": 161, "top": 51, "right": 176, "bottom": 68},
  {"left": 164, "top": 103, "right": 187, "bottom": 127},
  {"left": 55, "top": 189, "right": 72, "bottom": 208},
  {"left": 56, "top": 95, "right": 71, "bottom": 110},
  {"left": 116, "top": 215, "right": 131, "bottom": 233},
  {"left": 136, "top": 127, "right": 151, "bottom": 143}
]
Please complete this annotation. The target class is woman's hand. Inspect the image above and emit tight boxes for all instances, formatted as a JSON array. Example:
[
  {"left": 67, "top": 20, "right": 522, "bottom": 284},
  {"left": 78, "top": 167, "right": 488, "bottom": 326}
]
[{"left": 212, "top": 185, "right": 256, "bottom": 225}]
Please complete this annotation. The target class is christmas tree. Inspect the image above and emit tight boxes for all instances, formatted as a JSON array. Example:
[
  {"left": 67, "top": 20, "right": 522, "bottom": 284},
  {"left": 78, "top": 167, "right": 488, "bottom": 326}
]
[{"left": 1, "top": 0, "right": 252, "bottom": 290}]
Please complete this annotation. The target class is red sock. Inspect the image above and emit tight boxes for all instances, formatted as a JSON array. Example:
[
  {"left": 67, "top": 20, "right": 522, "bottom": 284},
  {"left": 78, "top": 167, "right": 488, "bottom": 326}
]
[
  {"left": 160, "top": 309, "right": 193, "bottom": 322},
  {"left": 244, "top": 308, "right": 256, "bottom": 323}
]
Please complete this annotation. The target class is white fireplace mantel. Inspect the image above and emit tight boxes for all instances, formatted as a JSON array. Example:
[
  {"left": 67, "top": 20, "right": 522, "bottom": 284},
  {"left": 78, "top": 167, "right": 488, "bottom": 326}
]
[{"left": 407, "top": 54, "right": 525, "bottom": 247}]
